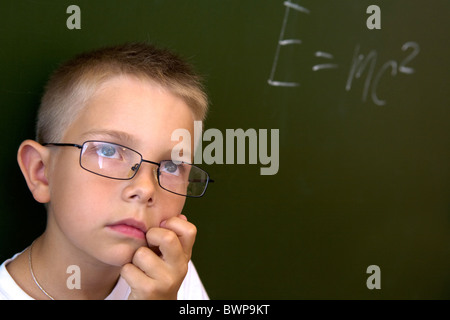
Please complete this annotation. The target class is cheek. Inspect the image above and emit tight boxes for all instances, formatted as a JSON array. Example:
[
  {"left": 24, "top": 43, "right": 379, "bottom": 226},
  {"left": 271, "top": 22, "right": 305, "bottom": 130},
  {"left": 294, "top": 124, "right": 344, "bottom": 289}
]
[
  {"left": 167, "top": 195, "right": 186, "bottom": 214},
  {"left": 152, "top": 193, "right": 187, "bottom": 224},
  {"left": 49, "top": 164, "right": 119, "bottom": 231}
]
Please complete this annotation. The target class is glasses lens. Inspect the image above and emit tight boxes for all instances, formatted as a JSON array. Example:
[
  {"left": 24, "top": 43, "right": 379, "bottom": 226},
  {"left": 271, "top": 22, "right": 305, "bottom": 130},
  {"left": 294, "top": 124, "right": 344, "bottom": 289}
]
[
  {"left": 158, "top": 160, "right": 209, "bottom": 197},
  {"left": 80, "top": 141, "right": 141, "bottom": 179}
]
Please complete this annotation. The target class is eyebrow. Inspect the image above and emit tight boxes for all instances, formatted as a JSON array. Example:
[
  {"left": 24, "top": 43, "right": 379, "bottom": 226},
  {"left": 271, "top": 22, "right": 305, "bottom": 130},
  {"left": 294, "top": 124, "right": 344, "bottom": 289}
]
[{"left": 80, "top": 129, "right": 137, "bottom": 146}]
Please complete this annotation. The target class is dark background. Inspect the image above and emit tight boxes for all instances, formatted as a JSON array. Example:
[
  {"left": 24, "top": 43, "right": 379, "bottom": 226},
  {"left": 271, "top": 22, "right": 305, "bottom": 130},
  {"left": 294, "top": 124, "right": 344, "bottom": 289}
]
[{"left": 1, "top": 0, "right": 449, "bottom": 299}]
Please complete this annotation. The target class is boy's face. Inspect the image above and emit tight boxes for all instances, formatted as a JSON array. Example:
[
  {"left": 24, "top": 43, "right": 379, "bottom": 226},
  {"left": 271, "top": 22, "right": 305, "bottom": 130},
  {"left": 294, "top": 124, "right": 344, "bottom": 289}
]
[{"left": 45, "top": 76, "right": 194, "bottom": 267}]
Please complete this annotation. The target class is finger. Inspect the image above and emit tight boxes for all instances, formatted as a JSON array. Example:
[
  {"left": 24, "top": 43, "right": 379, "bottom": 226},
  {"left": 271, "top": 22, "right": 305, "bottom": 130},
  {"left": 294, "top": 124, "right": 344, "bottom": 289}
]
[
  {"left": 159, "top": 216, "right": 197, "bottom": 260},
  {"left": 146, "top": 228, "right": 186, "bottom": 266},
  {"left": 120, "top": 262, "right": 158, "bottom": 295},
  {"left": 131, "top": 246, "right": 164, "bottom": 278}
]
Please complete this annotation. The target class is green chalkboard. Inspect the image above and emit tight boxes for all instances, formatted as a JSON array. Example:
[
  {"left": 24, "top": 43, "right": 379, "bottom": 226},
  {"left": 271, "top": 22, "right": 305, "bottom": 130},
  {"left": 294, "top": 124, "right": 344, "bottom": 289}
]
[{"left": 1, "top": 0, "right": 449, "bottom": 299}]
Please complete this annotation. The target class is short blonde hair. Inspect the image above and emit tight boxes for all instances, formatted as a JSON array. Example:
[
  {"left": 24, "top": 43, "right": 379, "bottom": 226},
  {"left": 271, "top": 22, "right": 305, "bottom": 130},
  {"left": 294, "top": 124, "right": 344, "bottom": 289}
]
[{"left": 36, "top": 42, "right": 208, "bottom": 143}]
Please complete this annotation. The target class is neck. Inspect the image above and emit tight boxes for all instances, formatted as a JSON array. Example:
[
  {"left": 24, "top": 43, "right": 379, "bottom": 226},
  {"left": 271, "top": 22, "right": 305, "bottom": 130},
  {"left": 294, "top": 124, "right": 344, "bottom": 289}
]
[{"left": 29, "top": 231, "right": 121, "bottom": 300}]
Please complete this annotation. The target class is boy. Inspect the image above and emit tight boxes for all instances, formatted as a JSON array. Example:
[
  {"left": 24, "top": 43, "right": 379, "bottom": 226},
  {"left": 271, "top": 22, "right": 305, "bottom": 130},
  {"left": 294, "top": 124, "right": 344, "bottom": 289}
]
[{"left": 0, "top": 42, "right": 212, "bottom": 299}]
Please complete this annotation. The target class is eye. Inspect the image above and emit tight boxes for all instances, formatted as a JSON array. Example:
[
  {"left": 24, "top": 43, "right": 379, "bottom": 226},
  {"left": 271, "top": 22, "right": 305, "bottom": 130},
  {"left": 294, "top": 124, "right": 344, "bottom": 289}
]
[
  {"left": 161, "top": 161, "right": 180, "bottom": 175},
  {"left": 96, "top": 143, "right": 120, "bottom": 159}
]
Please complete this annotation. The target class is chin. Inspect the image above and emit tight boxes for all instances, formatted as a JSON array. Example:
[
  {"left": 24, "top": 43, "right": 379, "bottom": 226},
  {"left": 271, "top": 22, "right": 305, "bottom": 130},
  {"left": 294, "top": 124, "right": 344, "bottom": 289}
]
[{"left": 98, "top": 241, "right": 143, "bottom": 267}]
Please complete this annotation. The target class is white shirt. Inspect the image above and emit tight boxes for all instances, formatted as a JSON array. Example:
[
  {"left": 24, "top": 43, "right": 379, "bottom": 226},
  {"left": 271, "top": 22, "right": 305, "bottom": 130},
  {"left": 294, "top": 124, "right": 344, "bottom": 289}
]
[{"left": 0, "top": 252, "right": 208, "bottom": 300}]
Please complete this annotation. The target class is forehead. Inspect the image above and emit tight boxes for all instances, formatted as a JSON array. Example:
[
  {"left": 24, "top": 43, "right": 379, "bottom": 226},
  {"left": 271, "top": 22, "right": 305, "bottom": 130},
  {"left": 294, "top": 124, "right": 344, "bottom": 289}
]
[{"left": 62, "top": 76, "right": 194, "bottom": 157}]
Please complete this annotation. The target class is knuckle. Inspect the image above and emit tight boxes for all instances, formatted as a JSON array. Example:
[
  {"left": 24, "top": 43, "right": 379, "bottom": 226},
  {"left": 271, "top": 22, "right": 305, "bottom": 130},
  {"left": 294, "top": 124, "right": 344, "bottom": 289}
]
[
  {"left": 140, "top": 282, "right": 156, "bottom": 296},
  {"left": 180, "top": 263, "right": 189, "bottom": 277},
  {"left": 186, "top": 224, "right": 197, "bottom": 238},
  {"left": 162, "top": 273, "right": 179, "bottom": 292},
  {"left": 134, "top": 246, "right": 149, "bottom": 261},
  {"left": 162, "top": 231, "right": 178, "bottom": 245},
  {"left": 121, "top": 263, "right": 133, "bottom": 276}
]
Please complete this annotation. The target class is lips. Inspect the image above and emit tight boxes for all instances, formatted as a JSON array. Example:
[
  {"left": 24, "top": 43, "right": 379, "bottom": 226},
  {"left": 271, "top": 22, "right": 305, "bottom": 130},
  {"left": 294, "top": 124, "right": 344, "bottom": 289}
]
[{"left": 107, "top": 219, "right": 147, "bottom": 240}]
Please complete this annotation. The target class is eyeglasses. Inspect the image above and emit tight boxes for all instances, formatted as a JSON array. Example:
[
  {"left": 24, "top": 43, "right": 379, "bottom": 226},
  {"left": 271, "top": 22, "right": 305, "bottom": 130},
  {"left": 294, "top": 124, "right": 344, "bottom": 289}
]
[{"left": 42, "top": 140, "right": 213, "bottom": 198}]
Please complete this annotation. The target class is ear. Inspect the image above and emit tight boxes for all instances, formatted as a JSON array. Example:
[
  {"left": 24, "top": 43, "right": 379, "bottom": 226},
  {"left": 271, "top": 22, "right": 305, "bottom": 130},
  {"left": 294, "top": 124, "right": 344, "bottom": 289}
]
[{"left": 17, "top": 140, "right": 51, "bottom": 203}]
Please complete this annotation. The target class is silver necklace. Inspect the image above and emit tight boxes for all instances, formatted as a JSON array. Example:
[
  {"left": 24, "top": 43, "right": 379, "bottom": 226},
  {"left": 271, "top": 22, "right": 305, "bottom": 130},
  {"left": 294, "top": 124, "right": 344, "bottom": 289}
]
[{"left": 28, "top": 240, "right": 55, "bottom": 300}]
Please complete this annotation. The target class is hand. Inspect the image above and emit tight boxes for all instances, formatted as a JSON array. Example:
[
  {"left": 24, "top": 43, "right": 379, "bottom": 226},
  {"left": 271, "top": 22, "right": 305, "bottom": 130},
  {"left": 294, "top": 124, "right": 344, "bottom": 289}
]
[{"left": 120, "top": 214, "right": 197, "bottom": 300}]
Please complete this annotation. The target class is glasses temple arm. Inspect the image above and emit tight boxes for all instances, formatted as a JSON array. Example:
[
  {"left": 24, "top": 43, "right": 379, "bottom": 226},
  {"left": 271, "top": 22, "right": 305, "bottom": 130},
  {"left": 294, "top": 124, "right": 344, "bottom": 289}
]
[{"left": 42, "top": 143, "right": 83, "bottom": 149}]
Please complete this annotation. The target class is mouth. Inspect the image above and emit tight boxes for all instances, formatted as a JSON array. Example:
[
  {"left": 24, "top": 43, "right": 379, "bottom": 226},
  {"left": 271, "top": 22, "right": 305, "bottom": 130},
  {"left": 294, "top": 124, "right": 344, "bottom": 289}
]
[{"left": 107, "top": 219, "right": 147, "bottom": 240}]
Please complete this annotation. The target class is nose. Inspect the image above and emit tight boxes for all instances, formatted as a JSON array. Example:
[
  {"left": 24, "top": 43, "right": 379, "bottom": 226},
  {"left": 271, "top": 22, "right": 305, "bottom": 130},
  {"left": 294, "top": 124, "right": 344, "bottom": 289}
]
[{"left": 122, "top": 162, "right": 159, "bottom": 205}]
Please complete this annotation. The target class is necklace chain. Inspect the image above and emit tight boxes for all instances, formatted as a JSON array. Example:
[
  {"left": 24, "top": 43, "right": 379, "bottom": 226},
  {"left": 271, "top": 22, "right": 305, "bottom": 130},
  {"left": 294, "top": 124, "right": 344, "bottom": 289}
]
[{"left": 28, "top": 240, "right": 55, "bottom": 300}]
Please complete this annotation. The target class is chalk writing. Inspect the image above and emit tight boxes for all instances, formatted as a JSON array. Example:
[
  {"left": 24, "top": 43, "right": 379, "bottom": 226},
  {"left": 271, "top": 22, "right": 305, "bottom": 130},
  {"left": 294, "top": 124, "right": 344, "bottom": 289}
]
[
  {"left": 267, "top": 0, "right": 310, "bottom": 87},
  {"left": 399, "top": 41, "right": 420, "bottom": 75},
  {"left": 268, "top": 1, "right": 420, "bottom": 106},
  {"left": 346, "top": 42, "right": 420, "bottom": 106},
  {"left": 313, "top": 51, "right": 338, "bottom": 71}
]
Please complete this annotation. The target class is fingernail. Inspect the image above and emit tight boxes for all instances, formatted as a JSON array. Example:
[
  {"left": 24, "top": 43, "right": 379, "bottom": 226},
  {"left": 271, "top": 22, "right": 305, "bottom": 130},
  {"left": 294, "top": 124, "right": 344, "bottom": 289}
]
[{"left": 160, "top": 220, "right": 167, "bottom": 228}]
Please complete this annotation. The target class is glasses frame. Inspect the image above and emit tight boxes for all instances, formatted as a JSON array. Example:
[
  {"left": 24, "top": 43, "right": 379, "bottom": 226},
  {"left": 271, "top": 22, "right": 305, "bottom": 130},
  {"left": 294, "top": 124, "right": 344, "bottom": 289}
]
[{"left": 42, "top": 140, "right": 214, "bottom": 198}]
